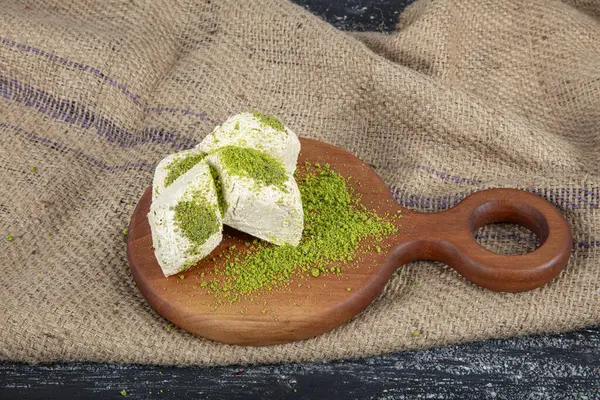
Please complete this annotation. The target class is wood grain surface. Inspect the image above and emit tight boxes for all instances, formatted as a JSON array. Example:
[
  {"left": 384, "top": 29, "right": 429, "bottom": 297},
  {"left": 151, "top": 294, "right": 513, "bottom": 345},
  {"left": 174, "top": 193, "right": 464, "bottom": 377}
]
[{"left": 128, "top": 138, "right": 572, "bottom": 345}]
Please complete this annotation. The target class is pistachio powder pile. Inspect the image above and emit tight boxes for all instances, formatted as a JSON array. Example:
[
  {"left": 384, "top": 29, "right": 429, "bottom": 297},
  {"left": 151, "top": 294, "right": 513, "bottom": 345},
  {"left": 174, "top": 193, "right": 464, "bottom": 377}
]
[
  {"left": 253, "top": 112, "right": 286, "bottom": 132},
  {"left": 172, "top": 190, "right": 220, "bottom": 249},
  {"left": 199, "top": 111, "right": 300, "bottom": 173},
  {"left": 212, "top": 145, "right": 289, "bottom": 191},
  {"left": 164, "top": 152, "right": 208, "bottom": 188},
  {"left": 200, "top": 163, "right": 399, "bottom": 303}
]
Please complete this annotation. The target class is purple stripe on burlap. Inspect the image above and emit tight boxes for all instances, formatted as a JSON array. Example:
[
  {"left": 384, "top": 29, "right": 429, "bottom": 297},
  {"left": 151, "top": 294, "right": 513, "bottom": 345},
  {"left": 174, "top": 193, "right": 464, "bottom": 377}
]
[
  {"left": 4, "top": 119, "right": 600, "bottom": 250},
  {"left": 0, "top": 36, "right": 219, "bottom": 124},
  {"left": 474, "top": 233, "right": 598, "bottom": 251},
  {"left": 411, "top": 163, "right": 483, "bottom": 185},
  {"left": 409, "top": 166, "right": 600, "bottom": 210},
  {"left": 393, "top": 189, "right": 469, "bottom": 210},
  {"left": 391, "top": 186, "right": 600, "bottom": 211},
  {"left": 0, "top": 36, "right": 142, "bottom": 105},
  {"left": 572, "top": 240, "right": 600, "bottom": 249},
  {"left": 528, "top": 187, "right": 600, "bottom": 210},
  {"left": 1, "top": 121, "right": 156, "bottom": 172},
  {"left": 0, "top": 77, "right": 198, "bottom": 150},
  {"left": 148, "top": 107, "right": 218, "bottom": 124}
]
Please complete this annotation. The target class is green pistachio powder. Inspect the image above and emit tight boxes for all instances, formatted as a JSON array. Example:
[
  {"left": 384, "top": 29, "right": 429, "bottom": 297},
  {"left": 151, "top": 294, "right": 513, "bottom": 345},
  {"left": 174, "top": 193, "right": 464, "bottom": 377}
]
[
  {"left": 173, "top": 189, "right": 219, "bottom": 250},
  {"left": 165, "top": 154, "right": 220, "bottom": 261},
  {"left": 216, "top": 145, "right": 288, "bottom": 191},
  {"left": 252, "top": 111, "right": 286, "bottom": 132},
  {"left": 202, "top": 163, "right": 398, "bottom": 303},
  {"left": 163, "top": 152, "right": 207, "bottom": 187},
  {"left": 158, "top": 112, "right": 398, "bottom": 303}
]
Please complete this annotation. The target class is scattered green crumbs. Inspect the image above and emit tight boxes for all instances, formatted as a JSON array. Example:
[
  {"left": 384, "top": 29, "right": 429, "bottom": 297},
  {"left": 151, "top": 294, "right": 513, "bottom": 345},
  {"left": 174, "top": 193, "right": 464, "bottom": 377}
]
[
  {"left": 216, "top": 146, "right": 288, "bottom": 190},
  {"left": 199, "top": 163, "right": 399, "bottom": 302},
  {"left": 30, "top": 166, "right": 37, "bottom": 173},
  {"left": 120, "top": 389, "right": 127, "bottom": 397},
  {"left": 173, "top": 190, "right": 219, "bottom": 248},
  {"left": 252, "top": 111, "right": 286, "bottom": 132},
  {"left": 164, "top": 152, "right": 207, "bottom": 187},
  {"left": 6, "top": 235, "right": 14, "bottom": 242}
]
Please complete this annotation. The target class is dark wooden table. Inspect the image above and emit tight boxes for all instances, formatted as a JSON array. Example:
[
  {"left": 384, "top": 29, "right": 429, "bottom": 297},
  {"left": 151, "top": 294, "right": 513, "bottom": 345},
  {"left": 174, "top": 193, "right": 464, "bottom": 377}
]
[
  {"left": 2, "top": 327, "right": 599, "bottom": 399},
  {"left": 2, "top": 1, "right": 599, "bottom": 399}
]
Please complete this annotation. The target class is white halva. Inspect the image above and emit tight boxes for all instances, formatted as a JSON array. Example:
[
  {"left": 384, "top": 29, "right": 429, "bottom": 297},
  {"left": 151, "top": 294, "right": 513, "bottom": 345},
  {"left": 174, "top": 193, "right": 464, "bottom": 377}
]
[
  {"left": 152, "top": 149, "right": 206, "bottom": 199},
  {"left": 148, "top": 161, "right": 222, "bottom": 277},
  {"left": 197, "top": 112, "right": 300, "bottom": 174},
  {"left": 207, "top": 150, "right": 303, "bottom": 246},
  {"left": 149, "top": 111, "right": 304, "bottom": 276}
]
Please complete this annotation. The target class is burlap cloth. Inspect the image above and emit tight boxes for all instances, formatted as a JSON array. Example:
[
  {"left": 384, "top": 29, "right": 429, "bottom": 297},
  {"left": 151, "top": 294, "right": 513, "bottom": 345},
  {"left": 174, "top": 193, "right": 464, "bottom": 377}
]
[{"left": 1, "top": 0, "right": 599, "bottom": 366}]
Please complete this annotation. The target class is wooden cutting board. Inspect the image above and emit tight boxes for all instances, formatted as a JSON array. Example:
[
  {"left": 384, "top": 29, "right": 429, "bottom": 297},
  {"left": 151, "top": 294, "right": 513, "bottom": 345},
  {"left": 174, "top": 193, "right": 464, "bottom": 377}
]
[{"left": 127, "top": 138, "right": 572, "bottom": 345}]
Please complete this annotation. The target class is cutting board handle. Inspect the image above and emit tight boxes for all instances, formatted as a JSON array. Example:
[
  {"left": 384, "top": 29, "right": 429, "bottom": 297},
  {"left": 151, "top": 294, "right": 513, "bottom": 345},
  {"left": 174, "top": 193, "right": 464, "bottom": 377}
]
[{"left": 391, "top": 188, "right": 572, "bottom": 292}]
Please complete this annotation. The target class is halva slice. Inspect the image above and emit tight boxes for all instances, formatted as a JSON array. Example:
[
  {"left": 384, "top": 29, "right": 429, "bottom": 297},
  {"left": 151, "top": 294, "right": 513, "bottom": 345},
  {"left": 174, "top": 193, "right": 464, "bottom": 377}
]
[
  {"left": 152, "top": 149, "right": 207, "bottom": 199},
  {"left": 148, "top": 161, "right": 223, "bottom": 276},
  {"left": 207, "top": 146, "right": 303, "bottom": 246},
  {"left": 198, "top": 111, "right": 300, "bottom": 174}
]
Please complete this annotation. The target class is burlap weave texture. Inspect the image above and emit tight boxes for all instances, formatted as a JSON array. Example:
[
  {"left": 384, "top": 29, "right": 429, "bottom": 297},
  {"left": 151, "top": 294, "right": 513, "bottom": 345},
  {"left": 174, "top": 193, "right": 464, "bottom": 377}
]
[{"left": 0, "top": 0, "right": 599, "bottom": 365}]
